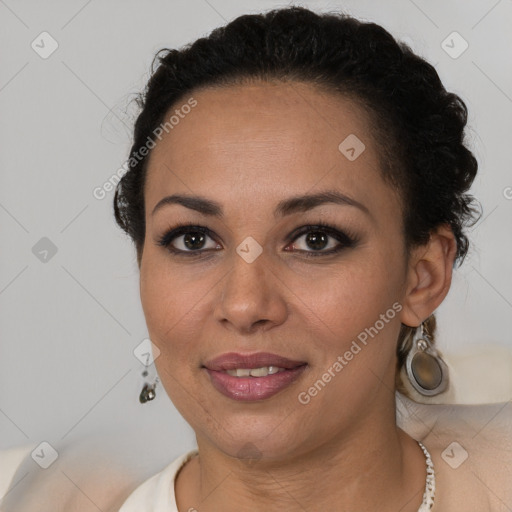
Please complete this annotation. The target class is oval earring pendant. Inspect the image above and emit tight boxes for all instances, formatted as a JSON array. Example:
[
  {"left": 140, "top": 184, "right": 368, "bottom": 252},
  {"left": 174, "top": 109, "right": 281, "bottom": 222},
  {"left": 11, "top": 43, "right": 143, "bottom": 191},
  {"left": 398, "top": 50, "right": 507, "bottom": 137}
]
[
  {"left": 410, "top": 350, "right": 443, "bottom": 391},
  {"left": 405, "top": 324, "right": 449, "bottom": 397},
  {"left": 139, "top": 383, "right": 156, "bottom": 403}
]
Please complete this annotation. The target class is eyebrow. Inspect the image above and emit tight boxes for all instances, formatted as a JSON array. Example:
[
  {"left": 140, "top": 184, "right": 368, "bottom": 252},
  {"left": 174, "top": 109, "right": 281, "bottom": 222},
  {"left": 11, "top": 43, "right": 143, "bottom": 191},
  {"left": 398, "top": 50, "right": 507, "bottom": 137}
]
[{"left": 151, "top": 190, "right": 370, "bottom": 218}]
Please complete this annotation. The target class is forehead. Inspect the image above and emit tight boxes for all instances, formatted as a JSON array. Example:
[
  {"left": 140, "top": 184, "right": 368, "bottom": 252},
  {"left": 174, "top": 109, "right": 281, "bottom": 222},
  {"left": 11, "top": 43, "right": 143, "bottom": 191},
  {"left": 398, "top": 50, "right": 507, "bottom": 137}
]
[{"left": 144, "top": 81, "right": 396, "bottom": 218}]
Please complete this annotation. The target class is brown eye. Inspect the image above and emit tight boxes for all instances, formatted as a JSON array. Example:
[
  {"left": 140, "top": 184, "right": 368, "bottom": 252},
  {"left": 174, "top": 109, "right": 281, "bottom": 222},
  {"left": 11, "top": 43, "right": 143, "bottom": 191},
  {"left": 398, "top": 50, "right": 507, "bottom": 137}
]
[
  {"left": 182, "top": 232, "right": 207, "bottom": 250},
  {"left": 302, "top": 231, "right": 330, "bottom": 251},
  {"left": 286, "top": 224, "right": 357, "bottom": 257},
  {"left": 289, "top": 230, "right": 339, "bottom": 253},
  {"left": 157, "top": 225, "right": 220, "bottom": 255}
]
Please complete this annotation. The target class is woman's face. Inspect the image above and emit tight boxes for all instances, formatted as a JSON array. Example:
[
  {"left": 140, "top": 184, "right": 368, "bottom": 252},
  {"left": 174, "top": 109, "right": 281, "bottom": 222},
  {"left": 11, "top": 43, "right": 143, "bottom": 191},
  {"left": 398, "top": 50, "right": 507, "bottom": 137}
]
[{"left": 140, "top": 81, "right": 411, "bottom": 459}]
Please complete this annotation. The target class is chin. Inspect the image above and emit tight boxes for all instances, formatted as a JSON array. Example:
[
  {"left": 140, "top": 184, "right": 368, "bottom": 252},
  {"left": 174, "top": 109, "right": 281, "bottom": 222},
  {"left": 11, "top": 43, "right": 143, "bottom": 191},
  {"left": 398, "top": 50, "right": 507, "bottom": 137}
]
[{"left": 196, "top": 408, "right": 310, "bottom": 460}]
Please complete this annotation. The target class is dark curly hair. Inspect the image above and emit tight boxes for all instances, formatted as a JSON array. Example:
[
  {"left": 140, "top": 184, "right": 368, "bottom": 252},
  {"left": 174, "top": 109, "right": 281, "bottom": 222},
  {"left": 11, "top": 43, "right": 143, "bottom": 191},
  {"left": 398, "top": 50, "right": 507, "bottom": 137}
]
[{"left": 113, "top": 6, "right": 481, "bottom": 398}]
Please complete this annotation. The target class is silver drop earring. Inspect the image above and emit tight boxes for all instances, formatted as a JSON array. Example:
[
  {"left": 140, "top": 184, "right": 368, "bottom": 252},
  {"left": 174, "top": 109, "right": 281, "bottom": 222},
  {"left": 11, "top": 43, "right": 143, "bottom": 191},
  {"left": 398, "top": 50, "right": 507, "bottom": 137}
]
[
  {"left": 405, "top": 322, "right": 449, "bottom": 396},
  {"left": 135, "top": 338, "right": 161, "bottom": 404},
  {"left": 139, "top": 375, "right": 159, "bottom": 403},
  {"left": 139, "top": 362, "right": 160, "bottom": 404}
]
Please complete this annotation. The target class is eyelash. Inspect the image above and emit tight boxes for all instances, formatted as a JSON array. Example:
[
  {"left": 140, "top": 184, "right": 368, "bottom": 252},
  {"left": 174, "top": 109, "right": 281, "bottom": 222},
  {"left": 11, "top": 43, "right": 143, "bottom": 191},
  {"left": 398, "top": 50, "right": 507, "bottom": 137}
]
[{"left": 155, "top": 221, "right": 358, "bottom": 259}]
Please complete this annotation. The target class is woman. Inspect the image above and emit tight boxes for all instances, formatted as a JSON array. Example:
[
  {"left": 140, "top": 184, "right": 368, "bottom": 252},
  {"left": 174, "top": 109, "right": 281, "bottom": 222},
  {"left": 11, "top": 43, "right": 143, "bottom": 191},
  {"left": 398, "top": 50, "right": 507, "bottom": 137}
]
[
  {"left": 4, "top": 5, "right": 510, "bottom": 512},
  {"left": 110, "top": 6, "right": 512, "bottom": 512}
]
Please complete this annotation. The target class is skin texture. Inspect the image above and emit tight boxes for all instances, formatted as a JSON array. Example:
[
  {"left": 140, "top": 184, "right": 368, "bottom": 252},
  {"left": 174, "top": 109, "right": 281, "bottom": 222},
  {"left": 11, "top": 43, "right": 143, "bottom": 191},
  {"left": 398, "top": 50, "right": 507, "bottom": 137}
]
[{"left": 139, "top": 81, "right": 457, "bottom": 511}]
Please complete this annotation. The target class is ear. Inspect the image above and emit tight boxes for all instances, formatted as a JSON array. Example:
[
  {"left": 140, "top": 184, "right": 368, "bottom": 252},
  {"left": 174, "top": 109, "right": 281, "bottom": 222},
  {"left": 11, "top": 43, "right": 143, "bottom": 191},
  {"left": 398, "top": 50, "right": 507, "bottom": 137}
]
[{"left": 400, "top": 224, "right": 458, "bottom": 327}]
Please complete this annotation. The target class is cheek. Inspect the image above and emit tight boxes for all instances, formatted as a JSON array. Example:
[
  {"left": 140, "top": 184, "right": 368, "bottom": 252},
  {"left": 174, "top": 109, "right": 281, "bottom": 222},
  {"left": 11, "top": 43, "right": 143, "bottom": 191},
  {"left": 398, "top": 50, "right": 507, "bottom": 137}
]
[
  {"left": 296, "top": 266, "right": 403, "bottom": 403},
  {"left": 139, "top": 253, "right": 213, "bottom": 362},
  {"left": 303, "top": 258, "right": 402, "bottom": 339},
  {"left": 141, "top": 249, "right": 187, "bottom": 322}
]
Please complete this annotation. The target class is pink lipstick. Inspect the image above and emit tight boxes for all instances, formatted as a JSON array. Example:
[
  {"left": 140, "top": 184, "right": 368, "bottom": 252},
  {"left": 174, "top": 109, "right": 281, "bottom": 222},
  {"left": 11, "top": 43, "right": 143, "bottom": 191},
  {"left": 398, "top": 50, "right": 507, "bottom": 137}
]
[{"left": 203, "top": 352, "right": 308, "bottom": 401}]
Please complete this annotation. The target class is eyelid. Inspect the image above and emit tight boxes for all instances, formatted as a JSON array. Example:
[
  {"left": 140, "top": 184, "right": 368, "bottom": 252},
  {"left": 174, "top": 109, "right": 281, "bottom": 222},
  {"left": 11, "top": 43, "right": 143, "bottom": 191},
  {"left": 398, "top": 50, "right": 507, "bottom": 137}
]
[{"left": 287, "top": 223, "right": 356, "bottom": 245}]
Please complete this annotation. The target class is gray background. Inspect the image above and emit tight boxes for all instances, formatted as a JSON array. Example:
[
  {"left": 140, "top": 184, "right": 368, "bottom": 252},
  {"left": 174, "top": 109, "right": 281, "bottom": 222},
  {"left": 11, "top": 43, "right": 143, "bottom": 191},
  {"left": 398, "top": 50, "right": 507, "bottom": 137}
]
[{"left": 1, "top": 0, "right": 511, "bottom": 453}]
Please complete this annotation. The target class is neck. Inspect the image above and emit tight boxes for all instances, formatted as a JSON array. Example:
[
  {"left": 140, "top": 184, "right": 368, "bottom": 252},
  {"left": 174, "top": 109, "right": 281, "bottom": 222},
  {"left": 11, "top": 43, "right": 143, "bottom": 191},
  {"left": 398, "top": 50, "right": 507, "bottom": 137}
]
[{"left": 176, "top": 416, "right": 427, "bottom": 512}]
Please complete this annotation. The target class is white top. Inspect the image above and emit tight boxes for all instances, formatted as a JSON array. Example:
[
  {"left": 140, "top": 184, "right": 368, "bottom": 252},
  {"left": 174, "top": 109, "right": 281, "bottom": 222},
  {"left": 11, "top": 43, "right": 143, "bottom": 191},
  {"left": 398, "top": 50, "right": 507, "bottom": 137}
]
[{"left": 118, "top": 449, "right": 198, "bottom": 512}]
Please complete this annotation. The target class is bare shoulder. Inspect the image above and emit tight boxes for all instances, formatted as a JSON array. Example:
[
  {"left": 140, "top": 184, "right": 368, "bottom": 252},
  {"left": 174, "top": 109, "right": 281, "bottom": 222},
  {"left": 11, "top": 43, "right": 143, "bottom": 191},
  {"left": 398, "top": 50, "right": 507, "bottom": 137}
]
[{"left": 398, "top": 395, "right": 512, "bottom": 509}]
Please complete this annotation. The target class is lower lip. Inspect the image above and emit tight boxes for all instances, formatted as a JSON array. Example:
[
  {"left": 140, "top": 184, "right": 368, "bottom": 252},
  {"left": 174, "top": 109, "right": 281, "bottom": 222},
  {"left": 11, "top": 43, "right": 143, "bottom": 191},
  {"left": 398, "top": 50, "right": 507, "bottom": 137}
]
[{"left": 205, "top": 366, "right": 307, "bottom": 401}]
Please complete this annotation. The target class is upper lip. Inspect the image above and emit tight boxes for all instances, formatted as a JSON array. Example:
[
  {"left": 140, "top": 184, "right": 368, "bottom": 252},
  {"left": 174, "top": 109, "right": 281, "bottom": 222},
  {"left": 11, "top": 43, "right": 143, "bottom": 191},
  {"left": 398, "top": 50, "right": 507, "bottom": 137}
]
[{"left": 203, "top": 352, "right": 307, "bottom": 371}]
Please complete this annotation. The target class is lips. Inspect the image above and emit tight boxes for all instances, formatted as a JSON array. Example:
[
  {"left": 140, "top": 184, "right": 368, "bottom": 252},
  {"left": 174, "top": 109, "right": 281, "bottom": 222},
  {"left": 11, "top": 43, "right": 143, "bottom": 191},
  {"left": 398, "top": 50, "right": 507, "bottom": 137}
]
[
  {"left": 203, "top": 352, "right": 307, "bottom": 371},
  {"left": 202, "top": 352, "right": 308, "bottom": 401}
]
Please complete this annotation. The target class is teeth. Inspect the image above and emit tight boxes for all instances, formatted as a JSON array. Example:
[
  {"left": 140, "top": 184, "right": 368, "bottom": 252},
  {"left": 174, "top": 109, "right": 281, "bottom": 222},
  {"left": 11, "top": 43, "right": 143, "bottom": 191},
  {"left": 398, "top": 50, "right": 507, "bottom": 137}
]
[{"left": 225, "top": 366, "right": 285, "bottom": 377}]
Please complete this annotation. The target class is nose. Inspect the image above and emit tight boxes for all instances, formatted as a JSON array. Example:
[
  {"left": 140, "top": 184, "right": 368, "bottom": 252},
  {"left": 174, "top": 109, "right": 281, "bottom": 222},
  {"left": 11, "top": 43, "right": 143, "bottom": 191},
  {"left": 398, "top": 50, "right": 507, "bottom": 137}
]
[{"left": 214, "top": 250, "right": 288, "bottom": 335}]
